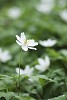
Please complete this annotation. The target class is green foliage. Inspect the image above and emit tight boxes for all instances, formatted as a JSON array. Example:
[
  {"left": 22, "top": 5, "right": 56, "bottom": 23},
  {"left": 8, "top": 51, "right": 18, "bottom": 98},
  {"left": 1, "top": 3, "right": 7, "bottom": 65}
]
[
  {"left": 48, "top": 93, "right": 67, "bottom": 100},
  {"left": 0, "top": 92, "right": 36, "bottom": 100},
  {"left": 0, "top": 0, "right": 67, "bottom": 100}
]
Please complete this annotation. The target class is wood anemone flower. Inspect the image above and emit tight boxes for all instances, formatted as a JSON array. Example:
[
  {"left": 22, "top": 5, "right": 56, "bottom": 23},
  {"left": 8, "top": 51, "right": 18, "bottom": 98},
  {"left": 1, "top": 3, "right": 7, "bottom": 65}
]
[
  {"left": 39, "top": 39, "right": 57, "bottom": 47},
  {"left": 16, "top": 32, "right": 38, "bottom": 51}
]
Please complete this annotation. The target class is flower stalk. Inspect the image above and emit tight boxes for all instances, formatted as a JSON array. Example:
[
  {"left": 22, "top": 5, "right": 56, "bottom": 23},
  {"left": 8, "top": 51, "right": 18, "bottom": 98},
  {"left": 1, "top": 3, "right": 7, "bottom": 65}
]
[
  {"left": 16, "top": 32, "right": 38, "bottom": 96},
  {"left": 18, "top": 49, "right": 22, "bottom": 96}
]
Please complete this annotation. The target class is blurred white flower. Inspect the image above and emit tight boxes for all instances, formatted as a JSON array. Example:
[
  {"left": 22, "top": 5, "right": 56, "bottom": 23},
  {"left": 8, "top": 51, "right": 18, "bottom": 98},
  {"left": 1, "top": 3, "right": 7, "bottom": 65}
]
[
  {"left": 35, "top": 55, "right": 50, "bottom": 72},
  {"left": 39, "top": 39, "right": 57, "bottom": 47},
  {"left": 16, "top": 65, "right": 34, "bottom": 76},
  {"left": 36, "top": 0, "right": 54, "bottom": 14},
  {"left": 59, "top": 0, "right": 66, "bottom": 7},
  {"left": 59, "top": 10, "right": 67, "bottom": 22},
  {"left": 16, "top": 32, "right": 38, "bottom": 51},
  {"left": 7, "top": 7, "right": 21, "bottom": 19},
  {"left": 0, "top": 48, "right": 12, "bottom": 63}
]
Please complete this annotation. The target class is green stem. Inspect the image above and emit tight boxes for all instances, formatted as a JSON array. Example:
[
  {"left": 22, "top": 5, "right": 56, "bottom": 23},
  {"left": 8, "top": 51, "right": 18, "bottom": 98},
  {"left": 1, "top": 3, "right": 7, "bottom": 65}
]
[
  {"left": 6, "top": 88, "right": 8, "bottom": 93},
  {"left": 18, "top": 49, "right": 22, "bottom": 96}
]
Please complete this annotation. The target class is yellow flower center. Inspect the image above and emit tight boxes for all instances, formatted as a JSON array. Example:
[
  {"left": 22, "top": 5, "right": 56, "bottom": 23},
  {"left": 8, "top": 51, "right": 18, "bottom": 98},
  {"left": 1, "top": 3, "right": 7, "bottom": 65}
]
[{"left": 26, "top": 40, "right": 30, "bottom": 45}]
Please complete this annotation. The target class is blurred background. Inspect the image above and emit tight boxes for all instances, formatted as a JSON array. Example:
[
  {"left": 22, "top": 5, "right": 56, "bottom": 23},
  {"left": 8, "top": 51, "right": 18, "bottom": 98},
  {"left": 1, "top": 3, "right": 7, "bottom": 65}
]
[
  {"left": 0, "top": 0, "right": 67, "bottom": 99},
  {"left": 0, "top": 0, "right": 67, "bottom": 73}
]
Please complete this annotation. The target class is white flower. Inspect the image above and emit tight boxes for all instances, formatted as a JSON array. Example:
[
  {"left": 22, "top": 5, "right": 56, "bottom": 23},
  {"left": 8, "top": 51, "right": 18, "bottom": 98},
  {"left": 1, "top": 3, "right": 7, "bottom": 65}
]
[
  {"left": 36, "top": 0, "right": 54, "bottom": 14},
  {"left": 39, "top": 39, "right": 57, "bottom": 47},
  {"left": 35, "top": 55, "right": 50, "bottom": 72},
  {"left": 16, "top": 32, "right": 38, "bottom": 51},
  {"left": 0, "top": 48, "right": 12, "bottom": 63},
  {"left": 59, "top": 10, "right": 67, "bottom": 22},
  {"left": 16, "top": 65, "right": 34, "bottom": 76},
  {"left": 7, "top": 7, "right": 21, "bottom": 19}
]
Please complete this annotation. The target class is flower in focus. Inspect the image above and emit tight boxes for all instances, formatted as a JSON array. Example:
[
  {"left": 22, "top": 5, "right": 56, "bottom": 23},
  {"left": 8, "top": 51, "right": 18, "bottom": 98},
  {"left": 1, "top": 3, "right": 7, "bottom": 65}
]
[
  {"left": 39, "top": 39, "right": 57, "bottom": 47},
  {"left": 36, "top": 0, "right": 54, "bottom": 14},
  {"left": 35, "top": 55, "right": 50, "bottom": 72},
  {"left": 0, "top": 48, "right": 12, "bottom": 63},
  {"left": 7, "top": 7, "right": 21, "bottom": 19},
  {"left": 59, "top": 9, "right": 67, "bottom": 22},
  {"left": 16, "top": 32, "right": 38, "bottom": 51},
  {"left": 16, "top": 65, "right": 34, "bottom": 76}
]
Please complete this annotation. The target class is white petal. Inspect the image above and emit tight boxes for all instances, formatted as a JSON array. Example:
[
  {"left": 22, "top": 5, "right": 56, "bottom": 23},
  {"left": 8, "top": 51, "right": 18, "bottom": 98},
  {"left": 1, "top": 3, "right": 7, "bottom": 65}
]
[
  {"left": 16, "top": 35, "right": 21, "bottom": 43},
  {"left": 38, "top": 58, "right": 45, "bottom": 66},
  {"left": 35, "top": 64, "right": 48, "bottom": 72},
  {"left": 25, "top": 65, "right": 30, "bottom": 71},
  {"left": 28, "top": 47, "right": 37, "bottom": 50},
  {"left": 16, "top": 68, "right": 24, "bottom": 75},
  {"left": 1, "top": 54, "right": 11, "bottom": 62},
  {"left": 44, "top": 55, "right": 50, "bottom": 67},
  {"left": 47, "top": 39, "right": 57, "bottom": 46},
  {"left": 39, "top": 40, "right": 47, "bottom": 47},
  {"left": 0, "top": 50, "right": 12, "bottom": 62},
  {"left": 16, "top": 40, "right": 22, "bottom": 46},
  {"left": 8, "top": 7, "right": 21, "bottom": 19},
  {"left": 59, "top": 10, "right": 67, "bottom": 22},
  {"left": 23, "top": 65, "right": 34, "bottom": 76},
  {"left": 21, "top": 45, "right": 28, "bottom": 51},
  {"left": 21, "top": 32, "right": 26, "bottom": 41},
  {"left": 35, "top": 56, "right": 50, "bottom": 72},
  {"left": 35, "top": 65, "right": 44, "bottom": 72},
  {"left": 25, "top": 65, "right": 34, "bottom": 73},
  {"left": 27, "top": 39, "right": 38, "bottom": 46},
  {"left": 36, "top": 0, "right": 54, "bottom": 14},
  {"left": 39, "top": 39, "right": 57, "bottom": 47}
]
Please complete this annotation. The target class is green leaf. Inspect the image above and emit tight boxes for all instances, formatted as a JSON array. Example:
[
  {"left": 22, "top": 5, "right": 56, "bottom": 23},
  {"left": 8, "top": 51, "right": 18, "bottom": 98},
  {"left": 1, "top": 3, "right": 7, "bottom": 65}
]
[
  {"left": 48, "top": 94, "right": 67, "bottom": 100},
  {"left": 30, "top": 75, "right": 55, "bottom": 82},
  {"left": 0, "top": 92, "right": 36, "bottom": 100}
]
